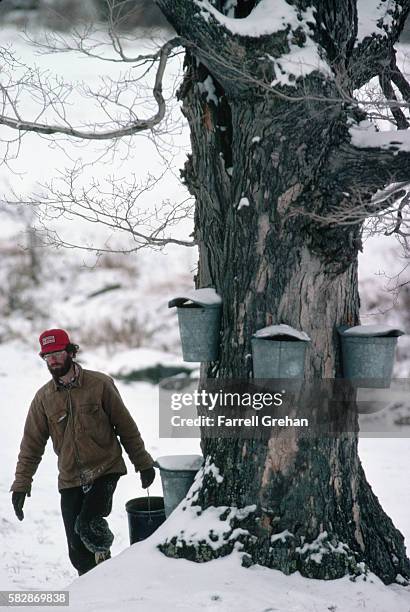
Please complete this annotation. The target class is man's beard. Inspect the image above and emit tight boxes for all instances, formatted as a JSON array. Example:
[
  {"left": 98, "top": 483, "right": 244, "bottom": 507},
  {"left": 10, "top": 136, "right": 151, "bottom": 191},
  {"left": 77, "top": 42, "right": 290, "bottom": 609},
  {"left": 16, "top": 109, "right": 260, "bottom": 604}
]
[{"left": 47, "top": 355, "right": 74, "bottom": 380}]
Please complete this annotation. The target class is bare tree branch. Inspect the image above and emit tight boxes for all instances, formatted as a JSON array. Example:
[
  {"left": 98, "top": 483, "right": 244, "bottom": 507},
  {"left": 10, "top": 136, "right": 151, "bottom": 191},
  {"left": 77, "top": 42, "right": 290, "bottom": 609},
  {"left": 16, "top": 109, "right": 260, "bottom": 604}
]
[
  {"left": 350, "top": 0, "right": 410, "bottom": 89},
  {"left": 25, "top": 25, "right": 183, "bottom": 65},
  {"left": 384, "top": 192, "right": 410, "bottom": 237},
  {"left": 0, "top": 0, "right": 409, "bottom": 266},
  {"left": 379, "top": 70, "right": 409, "bottom": 129},
  {"left": 330, "top": 135, "right": 410, "bottom": 194},
  {"left": 390, "top": 55, "right": 410, "bottom": 102},
  {"left": 0, "top": 36, "right": 182, "bottom": 140},
  {"left": 3, "top": 167, "right": 195, "bottom": 252}
]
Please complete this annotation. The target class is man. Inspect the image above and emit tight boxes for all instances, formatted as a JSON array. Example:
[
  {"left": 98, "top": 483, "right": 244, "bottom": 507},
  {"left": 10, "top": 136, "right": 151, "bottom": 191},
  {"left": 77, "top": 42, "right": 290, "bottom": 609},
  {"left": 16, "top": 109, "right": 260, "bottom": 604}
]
[{"left": 10, "top": 329, "right": 156, "bottom": 576}]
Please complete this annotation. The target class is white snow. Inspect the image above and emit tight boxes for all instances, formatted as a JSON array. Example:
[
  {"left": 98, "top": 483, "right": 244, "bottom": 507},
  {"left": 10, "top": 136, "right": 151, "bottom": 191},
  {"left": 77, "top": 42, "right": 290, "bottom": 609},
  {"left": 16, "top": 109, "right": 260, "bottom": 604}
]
[
  {"left": 343, "top": 324, "right": 405, "bottom": 337},
  {"left": 194, "top": 0, "right": 302, "bottom": 37},
  {"left": 168, "top": 287, "right": 222, "bottom": 308},
  {"left": 357, "top": 0, "right": 397, "bottom": 43},
  {"left": 160, "top": 500, "right": 255, "bottom": 553},
  {"left": 203, "top": 458, "right": 224, "bottom": 484},
  {"left": 349, "top": 119, "right": 410, "bottom": 152},
  {"left": 62, "top": 551, "right": 410, "bottom": 612},
  {"left": 268, "top": 35, "right": 332, "bottom": 88},
  {"left": 270, "top": 529, "right": 294, "bottom": 544},
  {"left": 94, "top": 348, "right": 194, "bottom": 374},
  {"left": 237, "top": 196, "right": 250, "bottom": 210},
  {"left": 194, "top": 1, "right": 331, "bottom": 86},
  {"left": 2, "top": 343, "right": 407, "bottom": 612},
  {"left": 295, "top": 531, "right": 350, "bottom": 565},
  {"left": 253, "top": 324, "right": 311, "bottom": 342},
  {"left": 155, "top": 454, "right": 203, "bottom": 471},
  {"left": 369, "top": 182, "right": 410, "bottom": 209},
  {"left": 197, "top": 75, "right": 219, "bottom": 105},
  {"left": 4, "top": 505, "right": 410, "bottom": 612}
]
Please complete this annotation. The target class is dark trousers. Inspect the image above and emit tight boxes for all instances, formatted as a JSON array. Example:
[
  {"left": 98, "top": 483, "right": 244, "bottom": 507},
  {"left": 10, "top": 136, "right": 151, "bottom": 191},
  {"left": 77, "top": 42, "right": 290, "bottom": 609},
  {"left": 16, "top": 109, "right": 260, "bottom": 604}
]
[{"left": 60, "top": 473, "right": 120, "bottom": 576}]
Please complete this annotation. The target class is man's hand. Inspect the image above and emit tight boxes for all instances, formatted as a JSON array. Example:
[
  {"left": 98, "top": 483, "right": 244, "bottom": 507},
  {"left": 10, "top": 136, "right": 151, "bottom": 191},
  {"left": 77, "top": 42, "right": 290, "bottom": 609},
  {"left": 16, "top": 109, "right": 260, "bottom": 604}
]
[
  {"left": 12, "top": 491, "right": 30, "bottom": 521},
  {"left": 140, "top": 467, "right": 155, "bottom": 489}
]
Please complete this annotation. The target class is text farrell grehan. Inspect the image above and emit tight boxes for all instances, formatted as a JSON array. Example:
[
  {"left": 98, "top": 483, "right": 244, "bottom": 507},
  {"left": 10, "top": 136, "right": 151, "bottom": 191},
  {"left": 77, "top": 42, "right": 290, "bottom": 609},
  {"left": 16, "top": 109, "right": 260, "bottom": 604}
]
[{"left": 170, "top": 415, "right": 309, "bottom": 427}]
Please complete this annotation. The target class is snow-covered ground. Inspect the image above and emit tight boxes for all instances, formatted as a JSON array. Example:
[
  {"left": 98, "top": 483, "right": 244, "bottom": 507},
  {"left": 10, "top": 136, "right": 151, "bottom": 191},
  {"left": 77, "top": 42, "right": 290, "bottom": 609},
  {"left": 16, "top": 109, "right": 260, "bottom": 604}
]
[{"left": 0, "top": 340, "right": 409, "bottom": 611}]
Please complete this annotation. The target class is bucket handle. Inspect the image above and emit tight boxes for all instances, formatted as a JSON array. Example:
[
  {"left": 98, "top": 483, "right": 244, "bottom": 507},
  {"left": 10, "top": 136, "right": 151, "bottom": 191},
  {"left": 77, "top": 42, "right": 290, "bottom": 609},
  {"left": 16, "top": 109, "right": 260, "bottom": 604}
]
[{"left": 147, "top": 488, "right": 153, "bottom": 524}]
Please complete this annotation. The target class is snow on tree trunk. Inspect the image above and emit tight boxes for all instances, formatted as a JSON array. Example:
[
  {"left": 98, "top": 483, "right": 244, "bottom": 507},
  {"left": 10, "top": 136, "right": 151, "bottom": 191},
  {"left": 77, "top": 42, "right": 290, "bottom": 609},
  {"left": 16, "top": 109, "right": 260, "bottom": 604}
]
[{"left": 155, "top": 0, "right": 410, "bottom": 583}]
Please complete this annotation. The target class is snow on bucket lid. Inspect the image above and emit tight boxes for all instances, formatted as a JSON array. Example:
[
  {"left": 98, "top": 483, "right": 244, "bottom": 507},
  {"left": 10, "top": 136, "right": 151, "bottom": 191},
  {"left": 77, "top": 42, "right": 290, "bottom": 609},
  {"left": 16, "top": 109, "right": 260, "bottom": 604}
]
[
  {"left": 155, "top": 454, "right": 203, "bottom": 471},
  {"left": 253, "top": 324, "right": 311, "bottom": 342},
  {"left": 342, "top": 324, "right": 404, "bottom": 337},
  {"left": 168, "top": 288, "right": 222, "bottom": 309}
]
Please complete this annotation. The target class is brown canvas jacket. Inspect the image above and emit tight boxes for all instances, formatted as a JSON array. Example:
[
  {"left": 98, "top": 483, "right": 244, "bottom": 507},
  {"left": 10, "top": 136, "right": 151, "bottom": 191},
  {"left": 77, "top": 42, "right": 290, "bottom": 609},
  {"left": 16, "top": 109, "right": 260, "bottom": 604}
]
[{"left": 11, "top": 365, "right": 154, "bottom": 492}]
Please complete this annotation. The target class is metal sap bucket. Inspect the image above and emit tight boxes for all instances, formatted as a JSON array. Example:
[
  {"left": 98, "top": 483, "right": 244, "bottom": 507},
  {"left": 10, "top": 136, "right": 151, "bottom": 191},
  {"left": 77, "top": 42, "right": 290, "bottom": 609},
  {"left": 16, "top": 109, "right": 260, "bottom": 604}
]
[
  {"left": 252, "top": 324, "right": 311, "bottom": 379},
  {"left": 168, "top": 289, "right": 222, "bottom": 362},
  {"left": 125, "top": 496, "right": 166, "bottom": 544},
  {"left": 340, "top": 325, "right": 404, "bottom": 388},
  {"left": 156, "top": 455, "right": 203, "bottom": 518}
]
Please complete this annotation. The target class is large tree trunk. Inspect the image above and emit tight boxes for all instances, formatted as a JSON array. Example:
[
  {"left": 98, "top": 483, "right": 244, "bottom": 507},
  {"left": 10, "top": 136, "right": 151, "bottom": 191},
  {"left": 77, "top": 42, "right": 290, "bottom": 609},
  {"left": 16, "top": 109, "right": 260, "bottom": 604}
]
[{"left": 156, "top": 0, "right": 410, "bottom": 584}]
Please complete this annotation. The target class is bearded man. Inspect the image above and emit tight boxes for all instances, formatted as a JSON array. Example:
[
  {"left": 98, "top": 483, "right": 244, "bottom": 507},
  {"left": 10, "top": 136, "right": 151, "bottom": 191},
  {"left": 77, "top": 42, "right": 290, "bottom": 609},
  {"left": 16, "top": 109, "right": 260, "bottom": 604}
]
[{"left": 10, "top": 329, "right": 155, "bottom": 576}]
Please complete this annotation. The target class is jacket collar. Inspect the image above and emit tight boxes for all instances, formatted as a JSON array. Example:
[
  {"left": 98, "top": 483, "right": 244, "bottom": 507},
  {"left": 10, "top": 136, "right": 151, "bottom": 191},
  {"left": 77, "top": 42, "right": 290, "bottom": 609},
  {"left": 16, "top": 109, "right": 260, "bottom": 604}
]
[{"left": 52, "top": 362, "right": 84, "bottom": 391}]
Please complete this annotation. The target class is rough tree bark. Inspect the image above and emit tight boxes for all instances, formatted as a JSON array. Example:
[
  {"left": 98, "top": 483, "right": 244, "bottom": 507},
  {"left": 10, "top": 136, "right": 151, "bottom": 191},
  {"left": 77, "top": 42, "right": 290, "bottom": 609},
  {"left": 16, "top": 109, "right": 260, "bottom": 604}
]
[{"left": 154, "top": 0, "right": 410, "bottom": 584}]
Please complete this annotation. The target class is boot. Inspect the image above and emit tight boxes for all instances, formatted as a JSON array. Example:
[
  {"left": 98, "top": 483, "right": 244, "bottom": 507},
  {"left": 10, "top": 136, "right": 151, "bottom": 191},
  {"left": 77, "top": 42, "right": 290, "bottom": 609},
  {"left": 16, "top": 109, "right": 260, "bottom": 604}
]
[
  {"left": 75, "top": 516, "right": 114, "bottom": 553},
  {"left": 95, "top": 549, "right": 111, "bottom": 565}
]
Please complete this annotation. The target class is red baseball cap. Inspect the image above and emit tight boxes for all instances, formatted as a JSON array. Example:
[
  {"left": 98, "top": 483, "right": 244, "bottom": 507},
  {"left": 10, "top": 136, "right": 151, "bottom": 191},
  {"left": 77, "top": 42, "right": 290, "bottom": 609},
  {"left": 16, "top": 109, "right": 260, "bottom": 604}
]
[{"left": 39, "top": 329, "right": 71, "bottom": 355}]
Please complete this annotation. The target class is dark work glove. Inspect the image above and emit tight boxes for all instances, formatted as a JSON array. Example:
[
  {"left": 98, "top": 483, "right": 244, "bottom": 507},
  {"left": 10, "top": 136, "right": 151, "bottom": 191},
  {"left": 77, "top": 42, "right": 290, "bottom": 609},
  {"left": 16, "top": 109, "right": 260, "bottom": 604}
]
[
  {"left": 12, "top": 491, "right": 30, "bottom": 521},
  {"left": 140, "top": 467, "right": 155, "bottom": 489}
]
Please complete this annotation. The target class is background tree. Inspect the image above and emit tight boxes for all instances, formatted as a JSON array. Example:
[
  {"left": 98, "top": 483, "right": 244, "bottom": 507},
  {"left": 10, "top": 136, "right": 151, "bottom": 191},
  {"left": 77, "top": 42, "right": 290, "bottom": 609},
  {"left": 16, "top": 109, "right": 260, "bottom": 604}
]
[{"left": 1, "top": 0, "right": 410, "bottom": 584}]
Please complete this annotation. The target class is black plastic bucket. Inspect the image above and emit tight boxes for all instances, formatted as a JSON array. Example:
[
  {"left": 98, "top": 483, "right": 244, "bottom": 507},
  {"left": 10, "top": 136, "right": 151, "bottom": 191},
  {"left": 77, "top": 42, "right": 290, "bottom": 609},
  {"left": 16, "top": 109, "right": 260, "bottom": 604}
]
[{"left": 125, "top": 496, "right": 166, "bottom": 544}]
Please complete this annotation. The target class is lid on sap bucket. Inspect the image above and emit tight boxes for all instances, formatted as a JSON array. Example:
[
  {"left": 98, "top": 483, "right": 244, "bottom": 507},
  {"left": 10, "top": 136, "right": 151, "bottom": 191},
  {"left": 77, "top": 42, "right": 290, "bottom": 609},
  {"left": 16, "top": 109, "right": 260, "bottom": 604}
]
[
  {"left": 168, "top": 288, "right": 222, "bottom": 309},
  {"left": 155, "top": 455, "right": 203, "bottom": 472},
  {"left": 253, "top": 324, "right": 311, "bottom": 341},
  {"left": 341, "top": 325, "right": 404, "bottom": 338}
]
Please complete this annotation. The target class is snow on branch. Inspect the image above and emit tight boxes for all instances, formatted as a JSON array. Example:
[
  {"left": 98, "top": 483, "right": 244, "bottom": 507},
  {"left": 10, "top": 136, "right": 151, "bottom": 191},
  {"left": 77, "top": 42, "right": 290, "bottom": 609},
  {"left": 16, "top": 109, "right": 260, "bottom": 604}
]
[
  {"left": 356, "top": 0, "right": 407, "bottom": 44},
  {"left": 332, "top": 126, "right": 410, "bottom": 201},
  {"left": 194, "top": 0, "right": 303, "bottom": 37},
  {"left": 157, "top": 0, "right": 337, "bottom": 97},
  {"left": 349, "top": 119, "right": 410, "bottom": 151},
  {"left": 194, "top": 0, "right": 331, "bottom": 86},
  {"left": 351, "top": 0, "right": 410, "bottom": 89}
]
